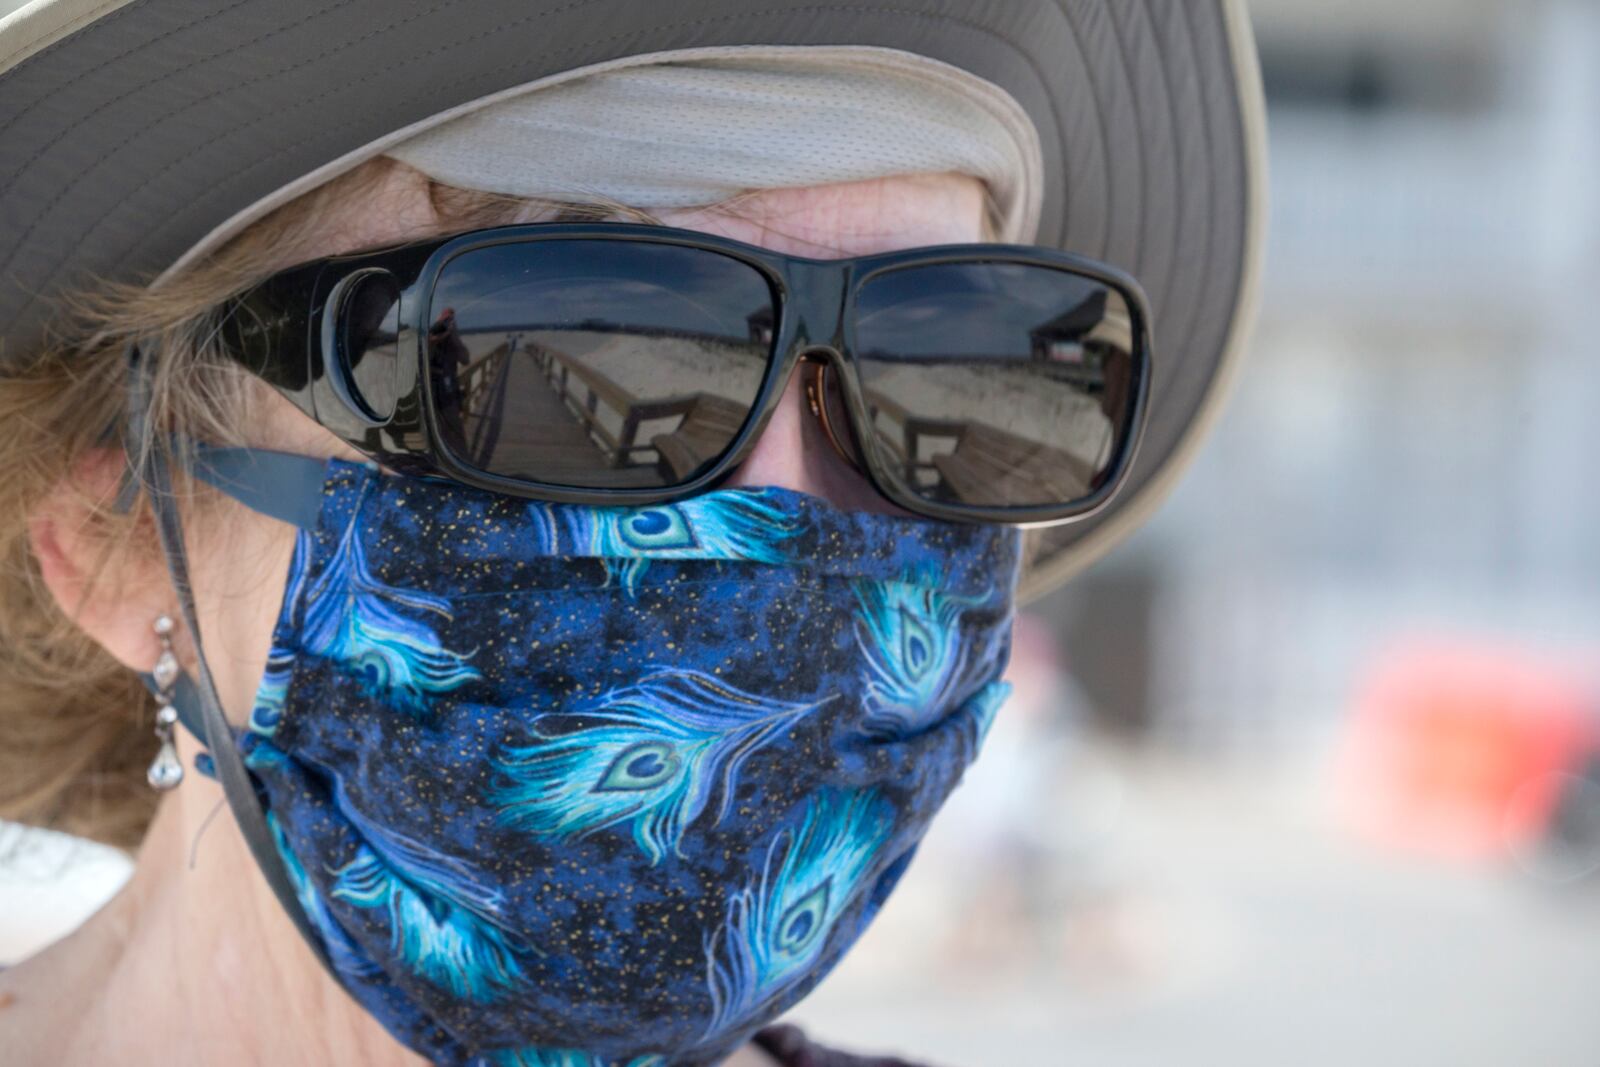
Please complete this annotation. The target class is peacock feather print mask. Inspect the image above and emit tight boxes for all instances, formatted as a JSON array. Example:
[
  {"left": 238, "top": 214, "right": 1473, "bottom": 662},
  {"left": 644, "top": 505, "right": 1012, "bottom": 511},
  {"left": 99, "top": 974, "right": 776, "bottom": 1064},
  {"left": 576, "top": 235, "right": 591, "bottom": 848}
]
[{"left": 186, "top": 448, "right": 1021, "bottom": 1066}]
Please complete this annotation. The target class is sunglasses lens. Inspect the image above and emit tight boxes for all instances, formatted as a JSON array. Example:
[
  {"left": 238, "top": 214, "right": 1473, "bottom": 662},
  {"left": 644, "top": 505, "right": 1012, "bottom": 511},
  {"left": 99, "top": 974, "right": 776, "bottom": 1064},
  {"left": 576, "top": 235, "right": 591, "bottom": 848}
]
[
  {"left": 853, "top": 262, "right": 1142, "bottom": 511},
  {"left": 428, "top": 240, "right": 776, "bottom": 488},
  {"left": 337, "top": 269, "right": 404, "bottom": 422}
]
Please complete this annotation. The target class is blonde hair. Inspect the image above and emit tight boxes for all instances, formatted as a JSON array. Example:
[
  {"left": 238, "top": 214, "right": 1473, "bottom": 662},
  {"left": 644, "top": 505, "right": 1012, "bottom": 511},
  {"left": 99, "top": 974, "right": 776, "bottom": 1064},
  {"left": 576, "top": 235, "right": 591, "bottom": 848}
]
[{"left": 0, "top": 158, "right": 1002, "bottom": 851}]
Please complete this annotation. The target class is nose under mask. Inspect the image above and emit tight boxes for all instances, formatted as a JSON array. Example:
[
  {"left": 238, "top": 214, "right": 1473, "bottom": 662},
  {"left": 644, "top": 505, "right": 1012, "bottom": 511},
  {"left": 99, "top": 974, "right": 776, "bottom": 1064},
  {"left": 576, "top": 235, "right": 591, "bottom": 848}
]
[{"left": 170, "top": 445, "right": 1021, "bottom": 1066}]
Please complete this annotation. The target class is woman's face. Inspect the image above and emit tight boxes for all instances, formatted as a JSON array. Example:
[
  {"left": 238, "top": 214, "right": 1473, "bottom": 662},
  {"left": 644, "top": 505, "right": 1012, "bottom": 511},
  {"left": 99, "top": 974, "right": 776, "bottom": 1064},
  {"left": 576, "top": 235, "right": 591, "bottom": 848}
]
[{"left": 189, "top": 166, "right": 990, "bottom": 731}]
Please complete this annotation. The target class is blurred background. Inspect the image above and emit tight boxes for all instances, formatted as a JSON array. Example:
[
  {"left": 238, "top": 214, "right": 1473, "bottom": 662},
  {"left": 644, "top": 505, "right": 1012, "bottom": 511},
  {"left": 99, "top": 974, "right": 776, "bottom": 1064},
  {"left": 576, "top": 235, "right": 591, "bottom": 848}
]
[
  {"left": 4, "top": 1, "right": 1598, "bottom": 1064},
  {"left": 789, "top": 2, "right": 1600, "bottom": 1063}
]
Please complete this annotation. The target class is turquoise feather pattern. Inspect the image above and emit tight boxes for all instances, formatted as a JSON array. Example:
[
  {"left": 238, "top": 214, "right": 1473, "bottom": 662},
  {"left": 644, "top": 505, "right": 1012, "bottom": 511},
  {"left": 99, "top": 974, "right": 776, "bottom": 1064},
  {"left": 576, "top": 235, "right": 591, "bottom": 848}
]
[
  {"left": 249, "top": 647, "right": 295, "bottom": 738},
  {"left": 960, "top": 680, "right": 1013, "bottom": 761},
  {"left": 241, "top": 649, "right": 294, "bottom": 772},
  {"left": 296, "top": 521, "right": 481, "bottom": 714},
  {"left": 483, "top": 1049, "right": 665, "bottom": 1067},
  {"left": 533, "top": 490, "right": 801, "bottom": 593},
  {"left": 241, "top": 733, "right": 289, "bottom": 772},
  {"left": 266, "top": 813, "right": 379, "bottom": 982},
  {"left": 221, "top": 455, "right": 1024, "bottom": 1063},
  {"left": 326, "top": 774, "right": 531, "bottom": 1002},
  {"left": 249, "top": 532, "right": 310, "bottom": 738},
  {"left": 852, "top": 571, "right": 977, "bottom": 737},
  {"left": 703, "top": 789, "right": 895, "bottom": 1036},
  {"left": 328, "top": 846, "right": 525, "bottom": 1002},
  {"left": 492, "top": 669, "right": 826, "bottom": 865}
]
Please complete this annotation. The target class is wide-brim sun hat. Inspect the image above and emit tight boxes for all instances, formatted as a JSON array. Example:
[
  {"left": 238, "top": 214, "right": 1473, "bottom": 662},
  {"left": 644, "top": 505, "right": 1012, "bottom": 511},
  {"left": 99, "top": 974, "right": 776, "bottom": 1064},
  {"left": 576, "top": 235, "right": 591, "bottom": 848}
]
[{"left": 0, "top": 0, "right": 1266, "bottom": 603}]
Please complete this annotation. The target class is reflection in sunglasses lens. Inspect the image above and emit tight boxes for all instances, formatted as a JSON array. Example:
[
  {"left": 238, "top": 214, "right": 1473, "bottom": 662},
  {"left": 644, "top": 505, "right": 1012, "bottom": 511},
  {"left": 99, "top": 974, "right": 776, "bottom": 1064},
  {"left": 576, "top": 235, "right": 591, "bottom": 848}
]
[
  {"left": 340, "top": 270, "right": 404, "bottom": 421},
  {"left": 853, "top": 263, "right": 1138, "bottom": 510},
  {"left": 429, "top": 241, "right": 775, "bottom": 489}
]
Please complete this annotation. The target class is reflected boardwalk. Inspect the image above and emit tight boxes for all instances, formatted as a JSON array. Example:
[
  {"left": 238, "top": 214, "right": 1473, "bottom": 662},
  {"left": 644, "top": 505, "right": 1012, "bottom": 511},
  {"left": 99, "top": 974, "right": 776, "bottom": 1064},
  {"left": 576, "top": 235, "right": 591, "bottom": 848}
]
[{"left": 448, "top": 329, "right": 760, "bottom": 488}]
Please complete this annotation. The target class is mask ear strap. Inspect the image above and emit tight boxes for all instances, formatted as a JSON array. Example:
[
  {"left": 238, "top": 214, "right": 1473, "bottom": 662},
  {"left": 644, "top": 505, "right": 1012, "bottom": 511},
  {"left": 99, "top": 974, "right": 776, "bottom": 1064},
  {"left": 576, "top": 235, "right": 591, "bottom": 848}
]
[
  {"left": 111, "top": 440, "right": 331, "bottom": 530},
  {"left": 123, "top": 341, "right": 336, "bottom": 978},
  {"left": 185, "top": 441, "right": 330, "bottom": 530}
]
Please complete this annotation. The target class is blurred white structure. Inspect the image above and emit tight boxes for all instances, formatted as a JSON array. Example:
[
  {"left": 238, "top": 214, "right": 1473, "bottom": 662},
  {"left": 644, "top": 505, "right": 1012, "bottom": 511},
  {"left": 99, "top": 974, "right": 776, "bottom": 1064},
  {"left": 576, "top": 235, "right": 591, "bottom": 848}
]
[
  {"left": 0, "top": 822, "right": 130, "bottom": 962},
  {"left": 1045, "top": 0, "right": 1600, "bottom": 755}
]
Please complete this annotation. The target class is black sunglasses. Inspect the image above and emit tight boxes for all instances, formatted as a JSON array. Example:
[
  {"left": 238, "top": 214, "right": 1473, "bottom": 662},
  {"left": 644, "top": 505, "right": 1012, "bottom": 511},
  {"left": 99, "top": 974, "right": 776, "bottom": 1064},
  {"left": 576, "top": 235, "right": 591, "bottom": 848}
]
[{"left": 217, "top": 222, "right": 1153, "bottom": 526}]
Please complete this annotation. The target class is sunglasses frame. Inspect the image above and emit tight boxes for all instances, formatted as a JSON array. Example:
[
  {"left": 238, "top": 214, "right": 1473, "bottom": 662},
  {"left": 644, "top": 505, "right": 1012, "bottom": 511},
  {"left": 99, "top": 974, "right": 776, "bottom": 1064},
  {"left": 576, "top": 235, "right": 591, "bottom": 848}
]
[{"left": 218, "top": 221, "right": 1154, "bottom": 526}]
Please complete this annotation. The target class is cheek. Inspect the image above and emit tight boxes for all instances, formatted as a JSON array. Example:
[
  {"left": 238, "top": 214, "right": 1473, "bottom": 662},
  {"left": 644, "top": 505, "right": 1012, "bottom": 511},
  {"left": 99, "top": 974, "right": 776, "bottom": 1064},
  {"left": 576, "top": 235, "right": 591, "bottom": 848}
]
[{"left": 250, "top": 379, "right": 366, "bottom": 462}]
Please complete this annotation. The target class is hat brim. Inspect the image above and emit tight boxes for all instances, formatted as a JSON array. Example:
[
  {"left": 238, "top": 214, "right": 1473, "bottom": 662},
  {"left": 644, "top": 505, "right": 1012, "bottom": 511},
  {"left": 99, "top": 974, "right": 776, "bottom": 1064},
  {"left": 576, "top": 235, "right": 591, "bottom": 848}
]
[{"left": 0, "top": 0, "right": 1266, "bottom": 602}]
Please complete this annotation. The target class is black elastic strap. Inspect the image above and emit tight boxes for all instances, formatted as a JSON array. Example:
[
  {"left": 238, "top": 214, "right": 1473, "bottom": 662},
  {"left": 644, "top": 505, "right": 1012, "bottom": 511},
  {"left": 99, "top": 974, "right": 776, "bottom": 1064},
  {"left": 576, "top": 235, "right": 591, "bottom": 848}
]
[{"left": 123, "top": 342, "right": 334, "bottom": 976}]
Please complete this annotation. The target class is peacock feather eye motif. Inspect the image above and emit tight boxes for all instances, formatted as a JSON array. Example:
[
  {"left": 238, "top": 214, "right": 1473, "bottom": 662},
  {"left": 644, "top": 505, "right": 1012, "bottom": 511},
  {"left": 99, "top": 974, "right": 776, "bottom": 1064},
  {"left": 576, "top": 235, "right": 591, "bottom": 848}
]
[
  {"left": 852, "top": 571, "right": 980, "bottom": 738},
  {"left": 703, "top": 788, "right": 895, "bottom": 1037},
  {"left": 897, "top": 607, "right": 937, "bottom": 679},
  {"left": 530, "top": 489, "right": 802, "bottom": 594},
  {"left": 296, "top": 519, "right": 481, "bottom": 715},
  {"left": 595, "top": 741, "right": 681, "bottom": 792},
  {"left": 322, "top": 769, "right": 533, "bottom": 1002},
  {"left": 492, "top": 669, "right": 826, "bottom": 865},
  {"left": 774, "top": 882, "right": 830, "bottom": 957},
  {"left": 616, "top": 505, "right": 699, "bottom": 551}
]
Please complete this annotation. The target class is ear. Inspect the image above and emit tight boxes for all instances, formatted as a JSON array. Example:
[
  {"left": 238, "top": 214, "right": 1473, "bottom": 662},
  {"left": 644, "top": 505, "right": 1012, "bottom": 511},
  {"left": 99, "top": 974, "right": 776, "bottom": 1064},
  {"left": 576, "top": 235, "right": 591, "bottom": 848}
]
[{"left": 27, "top": 448, "right": 174, "bottom": 673}]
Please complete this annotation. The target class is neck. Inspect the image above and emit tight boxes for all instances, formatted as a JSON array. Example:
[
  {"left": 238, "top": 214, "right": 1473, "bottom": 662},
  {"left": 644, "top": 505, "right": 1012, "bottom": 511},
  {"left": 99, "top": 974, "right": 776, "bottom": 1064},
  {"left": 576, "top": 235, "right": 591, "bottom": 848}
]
[{"left": 0, "top": 728, "right": 426, "bottom": 1067}]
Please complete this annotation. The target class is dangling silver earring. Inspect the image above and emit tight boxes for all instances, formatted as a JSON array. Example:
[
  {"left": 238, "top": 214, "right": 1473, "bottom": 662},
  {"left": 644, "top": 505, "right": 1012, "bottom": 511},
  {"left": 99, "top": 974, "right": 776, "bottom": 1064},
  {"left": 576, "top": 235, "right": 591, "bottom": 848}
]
[{"left": 146, "top": 614, "right": 184, "bottom": 790}]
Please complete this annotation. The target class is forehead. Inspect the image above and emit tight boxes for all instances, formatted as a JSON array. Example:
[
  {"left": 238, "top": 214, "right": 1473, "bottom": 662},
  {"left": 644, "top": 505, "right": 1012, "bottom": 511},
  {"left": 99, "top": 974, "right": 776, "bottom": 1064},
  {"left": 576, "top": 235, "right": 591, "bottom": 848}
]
[
  {"left": 301, "top": 164, "right": 987, "bottom": 265},
  {"left": 656, "top": 173, "right": 988, "bottom": 258}
]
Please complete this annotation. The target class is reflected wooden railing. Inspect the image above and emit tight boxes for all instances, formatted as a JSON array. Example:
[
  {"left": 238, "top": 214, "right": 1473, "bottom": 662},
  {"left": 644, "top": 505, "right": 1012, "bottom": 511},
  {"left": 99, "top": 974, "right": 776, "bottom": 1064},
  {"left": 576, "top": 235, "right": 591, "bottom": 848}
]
[
  {"left": 459, "top": 339, "right": 514, "bottom": 463},
  {"left": 532, "top": 346, "right": 703, "bottom": 467},
  {"left": 865, "top": 388, "right": 1097, "bottom": 504},
  {"left": 865, "top": 389, "right": 965, "bottom": 485},
  {"left": 453, "top": 339, "right": 749, "bottom": 480}
]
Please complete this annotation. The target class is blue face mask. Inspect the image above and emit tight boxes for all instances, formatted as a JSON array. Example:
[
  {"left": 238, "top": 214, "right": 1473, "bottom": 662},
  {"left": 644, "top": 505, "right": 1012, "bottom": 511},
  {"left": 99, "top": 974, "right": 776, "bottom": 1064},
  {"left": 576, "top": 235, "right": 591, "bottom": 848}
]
[{"left": 178, "top": 448, "right": 1020, "bottom": 1067}]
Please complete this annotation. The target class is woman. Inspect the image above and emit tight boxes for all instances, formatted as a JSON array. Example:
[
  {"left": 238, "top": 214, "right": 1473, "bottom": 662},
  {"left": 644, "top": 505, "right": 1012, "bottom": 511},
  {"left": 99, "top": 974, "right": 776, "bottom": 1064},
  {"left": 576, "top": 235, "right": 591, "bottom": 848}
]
[{"left": 0, "top": 2, "right": 1265, "bottom": 1064}]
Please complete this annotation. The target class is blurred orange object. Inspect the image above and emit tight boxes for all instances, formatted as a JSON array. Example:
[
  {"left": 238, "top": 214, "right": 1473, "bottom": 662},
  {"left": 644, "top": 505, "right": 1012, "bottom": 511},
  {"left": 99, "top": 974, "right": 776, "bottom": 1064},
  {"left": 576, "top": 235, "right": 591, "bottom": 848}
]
[{"left": 1339, "top": 640, "right": 1598, "bottom": 862}]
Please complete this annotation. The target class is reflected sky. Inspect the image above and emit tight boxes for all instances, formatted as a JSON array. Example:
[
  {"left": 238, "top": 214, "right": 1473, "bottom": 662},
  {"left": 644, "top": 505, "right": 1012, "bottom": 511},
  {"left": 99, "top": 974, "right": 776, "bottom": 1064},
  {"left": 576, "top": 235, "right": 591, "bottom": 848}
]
[
  {"left": 432, "top": 241, "right": 773, "bottom": 339},
  {"left": 857, "top": 263, "right": 1117, "bottom": 361}
]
